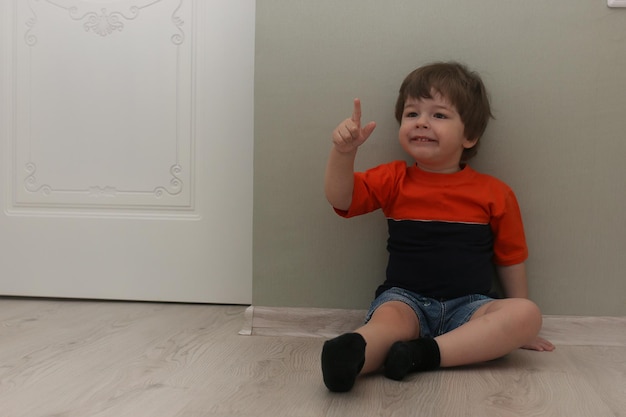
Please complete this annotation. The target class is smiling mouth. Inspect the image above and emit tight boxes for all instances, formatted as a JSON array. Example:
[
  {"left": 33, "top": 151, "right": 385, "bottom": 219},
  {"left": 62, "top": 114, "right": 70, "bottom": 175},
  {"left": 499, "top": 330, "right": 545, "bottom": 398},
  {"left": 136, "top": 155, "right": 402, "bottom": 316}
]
[{"left": 410, "top": 137, "right": 437, "bottom": 143}]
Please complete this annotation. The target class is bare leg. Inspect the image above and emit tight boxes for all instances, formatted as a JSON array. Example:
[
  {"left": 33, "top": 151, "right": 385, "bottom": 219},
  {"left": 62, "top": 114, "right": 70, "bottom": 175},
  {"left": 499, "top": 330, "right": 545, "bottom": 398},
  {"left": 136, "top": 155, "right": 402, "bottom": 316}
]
[
  {"left": 355, "top": 301, "right": 420, "bottom": 374},
  {"left": 321, "top": 301, "right": 420, "bottom": 391},
  {"left": 382, "top": 298, "right": 543, "bottom": 380},
  {"left": 435, "top": 298, "right": 542, "bottom": 367}
]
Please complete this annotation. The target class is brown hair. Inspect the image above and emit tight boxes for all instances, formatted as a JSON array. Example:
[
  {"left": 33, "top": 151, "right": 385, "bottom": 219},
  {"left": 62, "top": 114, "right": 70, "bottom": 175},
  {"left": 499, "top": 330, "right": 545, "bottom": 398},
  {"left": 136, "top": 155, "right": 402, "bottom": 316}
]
[{"left": 395, "top": 62, "right": 493, "bottom": 161}]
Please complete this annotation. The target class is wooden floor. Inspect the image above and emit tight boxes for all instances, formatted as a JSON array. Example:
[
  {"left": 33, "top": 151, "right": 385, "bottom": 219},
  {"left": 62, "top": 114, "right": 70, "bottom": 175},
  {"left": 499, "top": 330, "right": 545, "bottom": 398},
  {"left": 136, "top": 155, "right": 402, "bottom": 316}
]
[{"left": 1, "top": 299, "right": 625, "bottom": 417}]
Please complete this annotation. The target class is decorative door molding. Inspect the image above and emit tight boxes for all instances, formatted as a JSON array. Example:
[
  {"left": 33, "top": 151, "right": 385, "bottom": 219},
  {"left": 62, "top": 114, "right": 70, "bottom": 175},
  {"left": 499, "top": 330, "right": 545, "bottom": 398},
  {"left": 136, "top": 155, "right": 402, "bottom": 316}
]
[{"left": 6, "top": 0, "right": 197, "bottom": 215}]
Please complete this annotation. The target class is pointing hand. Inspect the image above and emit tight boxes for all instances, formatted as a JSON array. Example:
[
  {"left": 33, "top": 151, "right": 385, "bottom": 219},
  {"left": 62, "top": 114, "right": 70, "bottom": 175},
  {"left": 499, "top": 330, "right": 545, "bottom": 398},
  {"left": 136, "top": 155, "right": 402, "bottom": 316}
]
[{"left": 332, "top": 99, "right": 376, "bottom": 154}]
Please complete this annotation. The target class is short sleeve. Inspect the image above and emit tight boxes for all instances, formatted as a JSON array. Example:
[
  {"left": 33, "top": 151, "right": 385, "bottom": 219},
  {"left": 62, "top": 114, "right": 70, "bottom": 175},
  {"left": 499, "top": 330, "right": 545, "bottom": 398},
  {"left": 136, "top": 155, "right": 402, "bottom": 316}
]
[
  {"left": 490, "top": 189, "right": 528, "bottom": 265},
  {"left": 334, "top": 161, "right": 405, "bottom": 218}
]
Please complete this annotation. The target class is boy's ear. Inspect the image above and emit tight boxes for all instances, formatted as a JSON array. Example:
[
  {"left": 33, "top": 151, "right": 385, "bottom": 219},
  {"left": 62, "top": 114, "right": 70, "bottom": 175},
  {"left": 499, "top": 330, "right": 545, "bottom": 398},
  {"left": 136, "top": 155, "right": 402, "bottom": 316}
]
[{"left": 463, "top": 137, "right": 479, "bottom": 149}]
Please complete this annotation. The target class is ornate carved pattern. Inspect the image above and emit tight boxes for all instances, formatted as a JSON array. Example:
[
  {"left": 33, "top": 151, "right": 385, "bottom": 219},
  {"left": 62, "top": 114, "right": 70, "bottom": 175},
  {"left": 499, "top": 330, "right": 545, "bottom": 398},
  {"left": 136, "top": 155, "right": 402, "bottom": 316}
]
[
  {"left": 80, "top": 8, "right": 127, "bottom": 37},
  {"left": 24, "top": 0, "right": 185, "bottom": 41},
  {"left": 42, "top": 0, "right": 188, "bottom": 40},
  {"left": 24, "top": 11, "right": 38, "bottom": 46},
  {"left": 24, "top": 162, "right": 184, "bottom": 199},
  {"left": 170, "top": 1, "right": 185, "bottom": 45},
  {"left": 14, "top": 0, "right": 195, "bottom": 210}
]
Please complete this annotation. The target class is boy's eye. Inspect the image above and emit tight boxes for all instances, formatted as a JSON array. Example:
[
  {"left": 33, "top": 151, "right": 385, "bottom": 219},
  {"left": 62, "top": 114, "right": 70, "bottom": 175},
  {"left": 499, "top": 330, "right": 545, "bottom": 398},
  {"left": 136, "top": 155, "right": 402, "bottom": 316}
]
[
  {"left": 433, "top": 113, "right": 447, "bottom": 119},
  {"left": 406, "top": 112, "right": 418, "bottom": 118}
]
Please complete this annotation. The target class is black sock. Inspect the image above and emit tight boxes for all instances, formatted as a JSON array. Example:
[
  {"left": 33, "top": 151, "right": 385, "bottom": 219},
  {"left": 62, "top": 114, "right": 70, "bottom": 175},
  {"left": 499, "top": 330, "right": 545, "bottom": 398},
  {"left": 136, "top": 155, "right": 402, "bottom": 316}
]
[
  {"left": 321, "top": 332, "right": 366, "bottom": 392},
  {"left": 383, "top": 338, "right": 441, "bottom": 381}
]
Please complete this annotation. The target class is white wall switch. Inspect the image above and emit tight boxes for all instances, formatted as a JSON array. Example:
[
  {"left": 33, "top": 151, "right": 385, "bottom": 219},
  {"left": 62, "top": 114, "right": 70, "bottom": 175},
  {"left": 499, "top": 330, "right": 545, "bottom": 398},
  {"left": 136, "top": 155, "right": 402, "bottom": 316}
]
[{"left": 608, "top": 0, "right": 626, "bottom": 7}]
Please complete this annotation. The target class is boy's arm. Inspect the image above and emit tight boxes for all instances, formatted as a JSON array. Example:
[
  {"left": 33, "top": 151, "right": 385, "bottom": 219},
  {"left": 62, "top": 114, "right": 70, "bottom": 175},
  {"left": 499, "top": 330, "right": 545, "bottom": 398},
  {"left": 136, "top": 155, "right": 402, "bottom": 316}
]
[
  {"left": 324, "top": 99, "right": 376, "bottom": 211},
  {"left": 496, "top": 263, "right": 529, "bottom": 299},
  {"left": 324, "top": 148, "right": 358, "bottom": 211},
  {"left": 497, "top": 263, "right": 555, "bottom": 352}
]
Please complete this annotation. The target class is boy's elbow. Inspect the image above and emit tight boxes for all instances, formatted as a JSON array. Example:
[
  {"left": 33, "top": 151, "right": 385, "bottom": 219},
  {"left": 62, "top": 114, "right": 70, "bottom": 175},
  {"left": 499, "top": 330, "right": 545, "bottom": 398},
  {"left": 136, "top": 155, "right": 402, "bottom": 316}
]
[
  {"left": 324, "top": 184, "right": 352, "bottom": 212},
  {"left": 326, "top": 195, "right": 351, "bottom": 212}
]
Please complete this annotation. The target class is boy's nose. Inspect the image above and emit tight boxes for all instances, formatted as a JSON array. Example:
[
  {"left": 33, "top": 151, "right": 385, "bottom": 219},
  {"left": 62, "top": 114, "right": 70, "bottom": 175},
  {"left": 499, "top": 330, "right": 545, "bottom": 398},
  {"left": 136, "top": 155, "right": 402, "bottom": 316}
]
[{"left": 415, "top": 116, "right": 429, "bottom": 128}]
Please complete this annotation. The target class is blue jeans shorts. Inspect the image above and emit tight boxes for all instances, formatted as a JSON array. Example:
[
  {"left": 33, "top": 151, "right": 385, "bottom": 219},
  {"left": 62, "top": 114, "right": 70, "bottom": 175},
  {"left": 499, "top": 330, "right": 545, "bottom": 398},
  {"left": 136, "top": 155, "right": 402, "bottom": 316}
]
[{"left": 365, "top": 287, "right": 494, "bottom": 338}]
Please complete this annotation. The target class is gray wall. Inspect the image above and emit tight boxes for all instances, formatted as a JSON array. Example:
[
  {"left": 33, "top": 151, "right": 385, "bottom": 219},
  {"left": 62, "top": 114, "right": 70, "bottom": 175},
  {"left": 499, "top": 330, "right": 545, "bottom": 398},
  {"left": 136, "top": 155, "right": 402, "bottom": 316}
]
[{"left": 253, "top": 0, "right": 626, "bottom": 316}]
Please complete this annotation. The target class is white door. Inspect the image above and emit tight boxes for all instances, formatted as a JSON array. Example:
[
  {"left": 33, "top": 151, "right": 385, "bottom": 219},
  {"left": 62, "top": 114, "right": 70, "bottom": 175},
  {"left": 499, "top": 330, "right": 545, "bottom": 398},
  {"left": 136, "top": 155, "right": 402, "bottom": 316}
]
[{"left": 0, "top": 0, "right": 254, "bottom": 304}]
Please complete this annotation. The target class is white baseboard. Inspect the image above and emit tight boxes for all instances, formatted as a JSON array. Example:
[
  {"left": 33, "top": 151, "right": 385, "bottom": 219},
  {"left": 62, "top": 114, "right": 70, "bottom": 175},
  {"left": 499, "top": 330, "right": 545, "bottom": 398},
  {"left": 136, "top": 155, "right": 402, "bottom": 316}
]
[{"left": 241, "top": 306, "right": 626, "bottom": 347}]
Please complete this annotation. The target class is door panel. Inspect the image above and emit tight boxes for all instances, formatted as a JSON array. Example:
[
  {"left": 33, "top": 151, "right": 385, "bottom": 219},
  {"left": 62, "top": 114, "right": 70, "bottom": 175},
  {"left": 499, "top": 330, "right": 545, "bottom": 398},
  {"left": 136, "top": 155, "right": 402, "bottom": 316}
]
[{"left": 0, "top": 0, "right": 254, "bottom": 304}]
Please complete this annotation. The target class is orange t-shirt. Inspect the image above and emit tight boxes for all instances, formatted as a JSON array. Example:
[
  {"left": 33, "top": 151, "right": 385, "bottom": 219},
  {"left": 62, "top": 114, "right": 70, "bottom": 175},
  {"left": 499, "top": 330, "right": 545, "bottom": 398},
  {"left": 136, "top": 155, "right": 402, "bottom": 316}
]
[{"left": 335, "top": 161, "right": 528, "bottom": 299}]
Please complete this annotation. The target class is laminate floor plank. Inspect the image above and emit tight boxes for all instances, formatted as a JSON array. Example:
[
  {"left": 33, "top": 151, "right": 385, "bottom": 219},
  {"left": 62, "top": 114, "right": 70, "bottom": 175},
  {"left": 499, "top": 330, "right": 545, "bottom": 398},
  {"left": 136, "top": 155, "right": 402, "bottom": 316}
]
[
  {"left": 540, "top": 316, "right": 626, "bottom": 346},
  {"left": 0, "top": 299, "right": 246, "bottom": 417},
  {"left": 1, "top": 298, "right": 624, "bottom": 417},
  {"left": 558, "top": 346, "right": 626, "bottom": 417}
]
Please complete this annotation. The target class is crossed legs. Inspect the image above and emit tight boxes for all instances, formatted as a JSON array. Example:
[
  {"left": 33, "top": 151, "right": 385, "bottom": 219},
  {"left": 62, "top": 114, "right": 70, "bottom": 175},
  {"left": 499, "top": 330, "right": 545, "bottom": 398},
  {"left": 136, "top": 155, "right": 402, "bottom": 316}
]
[
  {"left": 321, "top": 297, "right": 542, "bottom": 391},
  {"left": 436, "top": 298, "right": 542, "bottom": 367}
]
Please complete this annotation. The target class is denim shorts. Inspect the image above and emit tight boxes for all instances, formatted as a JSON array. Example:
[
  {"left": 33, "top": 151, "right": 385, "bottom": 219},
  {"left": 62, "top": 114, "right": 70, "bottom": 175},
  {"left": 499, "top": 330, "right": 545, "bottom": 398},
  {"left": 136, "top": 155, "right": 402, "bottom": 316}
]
[{"left": 365, "top": 287, "right": 494, "bottom": 338}]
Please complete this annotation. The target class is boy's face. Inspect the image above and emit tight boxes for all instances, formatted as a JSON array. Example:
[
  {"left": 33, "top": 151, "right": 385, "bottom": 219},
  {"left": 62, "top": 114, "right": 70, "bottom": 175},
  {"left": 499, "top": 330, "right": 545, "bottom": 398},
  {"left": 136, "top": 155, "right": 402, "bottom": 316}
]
[{"left": 399, "top": 92, "right": 477, "bottom": 173}]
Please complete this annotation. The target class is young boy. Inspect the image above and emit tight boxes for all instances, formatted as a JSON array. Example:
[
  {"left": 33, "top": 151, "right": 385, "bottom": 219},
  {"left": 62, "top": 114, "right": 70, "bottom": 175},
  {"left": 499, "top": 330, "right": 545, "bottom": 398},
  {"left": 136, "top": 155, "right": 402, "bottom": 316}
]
[{"left": 322, "top": 62, "right": 554, "bottom": 393}]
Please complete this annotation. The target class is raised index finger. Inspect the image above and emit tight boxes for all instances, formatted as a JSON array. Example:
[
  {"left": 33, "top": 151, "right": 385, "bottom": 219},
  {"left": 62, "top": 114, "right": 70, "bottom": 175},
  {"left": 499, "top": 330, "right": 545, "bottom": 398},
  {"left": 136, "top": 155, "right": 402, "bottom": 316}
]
[{"left": 351, "top": 98, "right": 362, "bottom": 125}]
